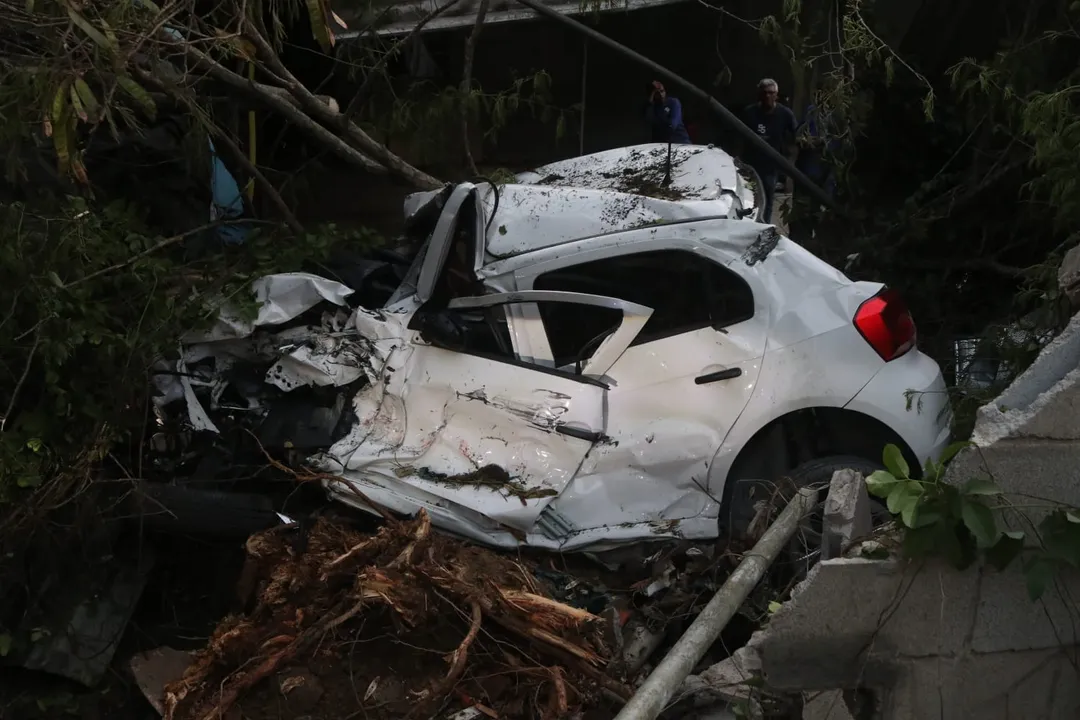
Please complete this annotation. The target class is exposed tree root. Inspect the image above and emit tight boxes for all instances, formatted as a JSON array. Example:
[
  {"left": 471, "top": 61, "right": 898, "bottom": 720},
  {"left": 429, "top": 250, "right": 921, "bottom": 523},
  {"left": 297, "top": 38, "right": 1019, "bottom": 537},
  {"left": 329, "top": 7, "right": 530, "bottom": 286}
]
[{"left": 162, "top": 510, "right": 619, "bottom": 720}]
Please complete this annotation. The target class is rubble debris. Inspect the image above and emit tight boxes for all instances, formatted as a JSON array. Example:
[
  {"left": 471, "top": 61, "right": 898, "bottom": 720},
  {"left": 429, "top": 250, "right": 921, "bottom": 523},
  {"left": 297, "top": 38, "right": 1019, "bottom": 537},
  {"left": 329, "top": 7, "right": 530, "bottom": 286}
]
[
  {"left": 162, "top": 510, "right": 631, "bottom": 720},
  {"left": 130, "top": 647, "right": 194, "bottom": 715},
  {"left": 820, "top": 470, "right": 873, "bottom": 561},
  {"left": 10, "top": 545, "right": 155, "bottom": 687},
  {"left": 613, "top": 489, "right": 817, "bottom": 720}
]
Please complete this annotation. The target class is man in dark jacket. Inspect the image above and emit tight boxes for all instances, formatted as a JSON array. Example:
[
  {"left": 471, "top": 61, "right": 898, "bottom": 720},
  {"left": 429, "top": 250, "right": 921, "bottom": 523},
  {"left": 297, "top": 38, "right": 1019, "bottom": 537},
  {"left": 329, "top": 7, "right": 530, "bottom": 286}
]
[
  {"left": 741, "top": 78, "right": 797, "bottom": 223},
  {"left": 645, "top": 80, "right": 691, "bottom": 145}
]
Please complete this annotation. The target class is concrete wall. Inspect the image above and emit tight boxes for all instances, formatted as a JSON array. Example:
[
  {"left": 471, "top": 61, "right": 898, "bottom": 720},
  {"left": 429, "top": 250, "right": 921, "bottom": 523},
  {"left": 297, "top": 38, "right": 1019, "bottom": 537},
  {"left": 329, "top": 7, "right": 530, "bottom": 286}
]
[
  {"left": 945, "top": 312, "right": 1080, "bottom": 521},
  {"left": 696, "top": 312, "right": 1080, "bottom": 719},
  {"left": 754, "top": 556, "right": 1080, "bottom": 719}
]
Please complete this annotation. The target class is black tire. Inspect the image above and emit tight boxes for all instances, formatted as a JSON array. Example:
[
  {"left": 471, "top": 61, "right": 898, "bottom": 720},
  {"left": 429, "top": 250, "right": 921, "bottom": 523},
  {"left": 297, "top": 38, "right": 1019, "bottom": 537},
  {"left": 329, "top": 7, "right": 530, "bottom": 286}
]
[{"left": 782, "top": 456, "right": 891, "bottom": 580}]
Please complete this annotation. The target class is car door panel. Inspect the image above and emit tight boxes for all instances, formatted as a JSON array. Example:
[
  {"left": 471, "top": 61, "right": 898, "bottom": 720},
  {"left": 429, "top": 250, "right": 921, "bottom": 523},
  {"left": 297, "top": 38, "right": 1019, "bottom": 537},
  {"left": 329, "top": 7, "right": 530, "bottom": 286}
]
[
  {"left": 386, "top": 344, "right": 605, "bottom": 531},
  {"left": 357, "top": 291, "right": 650, "bottom": 534},
  {"left": 508, "top": 237, "right": 769, "bottom": 536}
]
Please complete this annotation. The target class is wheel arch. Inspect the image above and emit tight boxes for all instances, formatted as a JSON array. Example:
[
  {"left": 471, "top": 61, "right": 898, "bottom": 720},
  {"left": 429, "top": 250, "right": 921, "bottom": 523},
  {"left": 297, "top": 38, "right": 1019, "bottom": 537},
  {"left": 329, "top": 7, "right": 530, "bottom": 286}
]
[{"left": 717, "top": 406, "right": 920, "bottom": 533}]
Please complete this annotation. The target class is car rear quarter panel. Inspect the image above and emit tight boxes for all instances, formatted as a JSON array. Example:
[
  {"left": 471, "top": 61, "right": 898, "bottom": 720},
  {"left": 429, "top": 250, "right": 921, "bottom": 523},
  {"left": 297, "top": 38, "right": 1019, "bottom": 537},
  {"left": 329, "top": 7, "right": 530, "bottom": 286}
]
[{"left": 845, "top": 349, "right": 953, "bottom": 469}]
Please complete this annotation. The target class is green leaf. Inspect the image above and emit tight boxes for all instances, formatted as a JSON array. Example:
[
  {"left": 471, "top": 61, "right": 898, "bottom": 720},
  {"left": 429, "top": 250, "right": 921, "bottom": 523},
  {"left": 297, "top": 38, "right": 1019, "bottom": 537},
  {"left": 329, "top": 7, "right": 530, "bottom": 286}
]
[
  {"left": 73, "top": 78, "right": 101, "bottom": 120},
  {"left": 986, "top": 531, "right": 1025, "bottom": 571},
  {"left": 899, "top": 493, "right": 921, "bottom": 528},
  {"left": 865, "top": 470, "right": 899, "bottom": 499},
  {"left": 938, "top": 440, "right": 972, "bottom": 466},
  {"left": 886, "top": 480, "right": 920, "bottom": 515},
  {"left": 306, "top": 0, "right": 335, "bottom": 52},
  {"left": 961, "top": 477, "right": 1002, "bottom": 496},
  {"left": 0, "top": 633, "right": 11, "bottom": 657},
  {"left": 17, "top": 476, "right": 43, "bottom": 488},
  {"left": 882, "top": 444, "right": 909, "bottom": 479},
  {"left": 65, "top": 3, "right": 117, "bottom": 53},
  {"left": 1025, "top": 557, "right": 1056, "bottom": 601},
  {"left": 960, "top": 498, "right": 999, "bottom": 548},
  {"left": 767, "top": 601, "right": 782, "bottom": 614},
  {"left": 116, "top": 75, "right": 157, "bottom": 121},
  {"left": 48, "top": 271, "right": 63, "bottom": 287},
  {"left": 909, "top": 506, "right": 943, "bottom": 529}
]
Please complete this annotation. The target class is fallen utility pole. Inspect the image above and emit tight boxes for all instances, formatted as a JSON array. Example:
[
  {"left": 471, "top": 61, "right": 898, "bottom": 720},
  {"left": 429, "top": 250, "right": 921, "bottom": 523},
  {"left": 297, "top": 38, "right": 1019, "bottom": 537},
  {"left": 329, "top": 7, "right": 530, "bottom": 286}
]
[
  {"left": 511, "top": 0, "right": 839, "bottom": 214},
  {"left": 613, "top": 488, "right": 819, "bottom": 720}
]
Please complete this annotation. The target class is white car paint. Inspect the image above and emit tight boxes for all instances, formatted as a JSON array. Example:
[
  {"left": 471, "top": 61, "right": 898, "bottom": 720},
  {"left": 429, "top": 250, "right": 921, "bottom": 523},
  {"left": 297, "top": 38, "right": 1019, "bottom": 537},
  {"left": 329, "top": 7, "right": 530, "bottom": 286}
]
[{"left": 168, "top": 144, "right": 951, "bottom": 552}]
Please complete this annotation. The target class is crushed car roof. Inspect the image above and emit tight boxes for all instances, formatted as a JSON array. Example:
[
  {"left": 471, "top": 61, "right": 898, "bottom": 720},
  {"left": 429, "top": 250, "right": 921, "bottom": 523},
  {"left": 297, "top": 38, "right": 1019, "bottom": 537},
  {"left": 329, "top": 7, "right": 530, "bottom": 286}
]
[{"left": 481, "top": 144, "right": 757, "bottom": 259}]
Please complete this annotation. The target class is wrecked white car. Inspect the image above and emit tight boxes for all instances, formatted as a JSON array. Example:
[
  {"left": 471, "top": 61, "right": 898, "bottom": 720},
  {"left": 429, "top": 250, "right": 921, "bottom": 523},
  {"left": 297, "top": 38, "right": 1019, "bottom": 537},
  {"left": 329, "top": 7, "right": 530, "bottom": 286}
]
[{"left": 160, "top": 144, "right": 952, "bottom": 552}]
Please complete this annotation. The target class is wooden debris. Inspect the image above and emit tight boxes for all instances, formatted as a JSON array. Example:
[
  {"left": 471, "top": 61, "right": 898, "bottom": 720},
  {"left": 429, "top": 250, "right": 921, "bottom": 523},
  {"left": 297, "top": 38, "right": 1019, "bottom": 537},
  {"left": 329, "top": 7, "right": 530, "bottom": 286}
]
[{"left": 161, "top": 510, "right": 617, "bottom": 720}]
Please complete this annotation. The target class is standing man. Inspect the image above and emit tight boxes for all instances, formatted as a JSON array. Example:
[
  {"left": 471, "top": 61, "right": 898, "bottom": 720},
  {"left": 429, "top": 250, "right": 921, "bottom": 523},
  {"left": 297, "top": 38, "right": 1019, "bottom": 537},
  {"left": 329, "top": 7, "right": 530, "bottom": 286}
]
[
  {"left": 645, "top": 80, "right": 691, "bottom": 145},
  {"left": 741, "top": 78, "right": 797, "bottom": 223}
]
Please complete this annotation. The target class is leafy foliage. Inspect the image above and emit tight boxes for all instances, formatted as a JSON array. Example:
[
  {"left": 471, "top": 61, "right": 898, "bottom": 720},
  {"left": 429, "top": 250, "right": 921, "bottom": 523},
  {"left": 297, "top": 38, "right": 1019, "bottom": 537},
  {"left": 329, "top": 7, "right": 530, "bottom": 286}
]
[
  {"left": 359, "top": 69, "right": 577, "bottom": 162},
  {"left": 868, "top": 443, "right": 1080, "bottom": 601},
  {"left": 0, "top": 193, "right": 371, "bottom": 529}
]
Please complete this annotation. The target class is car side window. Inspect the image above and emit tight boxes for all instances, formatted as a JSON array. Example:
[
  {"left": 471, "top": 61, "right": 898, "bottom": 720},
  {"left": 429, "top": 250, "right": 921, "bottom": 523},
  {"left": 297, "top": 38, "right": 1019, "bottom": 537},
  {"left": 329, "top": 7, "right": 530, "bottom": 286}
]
[
  {"left": 410, "top": 305, "right": 515, "bottom": 359},
  {"left": 408, "top": 299, "right": 618, "bottom": 386},
  {"left": 533, "top": 249, "right": 754, "bottom": 366}
]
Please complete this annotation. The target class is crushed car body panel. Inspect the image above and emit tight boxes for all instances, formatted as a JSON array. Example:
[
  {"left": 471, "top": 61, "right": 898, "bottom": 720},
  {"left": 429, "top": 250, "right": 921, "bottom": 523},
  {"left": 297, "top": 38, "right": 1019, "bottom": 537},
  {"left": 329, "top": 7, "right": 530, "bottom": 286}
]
[
  {"left": 516, "top": 143, "right": 756, "bottom": 211},
  {"left": 481, "top": 144, "right": 758, "bottom": 260}
]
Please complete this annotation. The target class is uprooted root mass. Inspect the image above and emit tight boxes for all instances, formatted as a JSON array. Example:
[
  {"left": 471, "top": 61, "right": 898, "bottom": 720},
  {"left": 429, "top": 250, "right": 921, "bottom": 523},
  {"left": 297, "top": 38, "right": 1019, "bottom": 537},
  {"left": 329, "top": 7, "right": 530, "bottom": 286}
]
[{"left": 163, "top": 510, "right": 627, "bottom": 720}]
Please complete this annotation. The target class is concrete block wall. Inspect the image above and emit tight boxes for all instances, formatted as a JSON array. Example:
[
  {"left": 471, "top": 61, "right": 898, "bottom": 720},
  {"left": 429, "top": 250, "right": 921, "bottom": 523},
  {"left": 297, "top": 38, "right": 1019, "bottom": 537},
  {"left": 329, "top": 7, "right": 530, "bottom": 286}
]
[
  {"left": 753, "top": 557, "right": 1080, "bottom": 719},
  {"left": 945, "top": 312, "right": 1080, "bottom": 520},
  {"left": 741, "top": 310, "right": 1080, "bottom": 719}
]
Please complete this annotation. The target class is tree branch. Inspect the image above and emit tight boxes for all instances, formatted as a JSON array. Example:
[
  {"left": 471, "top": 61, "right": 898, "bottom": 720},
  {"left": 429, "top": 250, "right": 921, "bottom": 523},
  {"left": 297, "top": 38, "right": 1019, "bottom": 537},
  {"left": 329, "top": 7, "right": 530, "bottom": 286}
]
[
  {"left": 241, "top": 26, "right": 442, "bottom": 189},
  {"left": 460, "top": 0, "right": 490, "bottom": 176},
  {"left": 133, "top": 67, "right": 305, "bottom": 234},
  {"left": 343, "top": 0, "right": 467, "bottom": 122},
  {"left": 177, "top": 44, "right": 388, "bottom": 176},
  {"left": 1, "top": 324, "right": 41, "bottom": 433}
]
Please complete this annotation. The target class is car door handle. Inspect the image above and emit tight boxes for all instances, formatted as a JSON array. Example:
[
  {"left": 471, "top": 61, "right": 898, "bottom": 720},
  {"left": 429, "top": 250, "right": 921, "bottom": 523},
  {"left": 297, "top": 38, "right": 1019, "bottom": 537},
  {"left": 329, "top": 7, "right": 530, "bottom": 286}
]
[
  {"left": 695, "top": 367, "right": 742, "bottom": 385},
  {"left": 555, "top": 424, "right": 604, "bottom": 443}
]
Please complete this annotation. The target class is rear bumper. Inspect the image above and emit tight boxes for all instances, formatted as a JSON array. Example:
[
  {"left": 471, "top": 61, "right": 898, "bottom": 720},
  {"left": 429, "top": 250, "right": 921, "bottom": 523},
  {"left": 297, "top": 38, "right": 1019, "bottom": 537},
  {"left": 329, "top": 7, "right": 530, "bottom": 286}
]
[{"left": 845, "top": 349, "right": 953, "bottom": 470}]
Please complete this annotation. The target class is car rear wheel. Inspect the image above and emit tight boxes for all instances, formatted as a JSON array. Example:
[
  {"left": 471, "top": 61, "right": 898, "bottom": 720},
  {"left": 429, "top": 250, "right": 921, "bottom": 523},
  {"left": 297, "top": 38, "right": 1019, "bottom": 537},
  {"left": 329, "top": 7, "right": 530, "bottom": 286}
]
[{"left": 782, "top": 455, "right": 892, "bottom": 580}]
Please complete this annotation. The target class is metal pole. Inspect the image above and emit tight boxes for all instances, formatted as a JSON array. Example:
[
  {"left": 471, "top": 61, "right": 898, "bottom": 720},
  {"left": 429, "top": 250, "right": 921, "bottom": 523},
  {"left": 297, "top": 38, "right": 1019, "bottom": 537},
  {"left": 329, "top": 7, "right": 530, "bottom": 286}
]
[
  {"left": 511, "top": 0, "right": 838, "bottom": 213},
  {"left": 612, "top": 488, "right": 818, "bottom": 720}
]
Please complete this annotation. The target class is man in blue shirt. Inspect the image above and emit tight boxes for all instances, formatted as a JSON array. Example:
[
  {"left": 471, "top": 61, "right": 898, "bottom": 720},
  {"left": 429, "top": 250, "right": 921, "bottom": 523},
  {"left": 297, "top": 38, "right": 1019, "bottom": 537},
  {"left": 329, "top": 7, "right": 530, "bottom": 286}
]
[
  {"left": 645, "top": 81, "right": 691, "bottom": 145},
  {"left": 741, "top": 78, "right": 797, "bottom": 223}
]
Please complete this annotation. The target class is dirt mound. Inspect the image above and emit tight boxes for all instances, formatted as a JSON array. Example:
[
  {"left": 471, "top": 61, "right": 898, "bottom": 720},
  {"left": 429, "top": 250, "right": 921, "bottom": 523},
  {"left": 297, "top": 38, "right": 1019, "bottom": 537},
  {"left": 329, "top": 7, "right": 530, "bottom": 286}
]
[{"left": 163, "top": 511, "right": 626, "bottom": 720}]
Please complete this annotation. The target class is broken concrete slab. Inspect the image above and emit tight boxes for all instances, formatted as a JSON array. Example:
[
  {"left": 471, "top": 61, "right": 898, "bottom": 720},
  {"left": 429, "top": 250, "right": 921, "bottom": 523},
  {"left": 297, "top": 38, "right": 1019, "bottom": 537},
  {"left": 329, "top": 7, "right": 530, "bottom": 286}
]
[
  {"left": 680, "top": 644, "right": 763, "bottom": 708},
  {"left": 1059, "top": 245, "right": 1080, "bottom": 307},
  {"left": 968, "top": 310, "right": 1080, "bottom": 446},
  {"left": 745, "top": 549, "right": 1080, "bottom": 719},
  {"left": 882, "top": 648, "right": 1080, "bottom": 720},
  {"left": 946, "top": 439, "right": 1080, "bottom": 519},
  {"left": 130, "top": 647, "right": 194, "bottom": 715},
  {"left": 802, "top": 691, "right": 855, "bottom": 720},
  {"left": 820, "top": 469, "right": 872, "bottom": 561}
]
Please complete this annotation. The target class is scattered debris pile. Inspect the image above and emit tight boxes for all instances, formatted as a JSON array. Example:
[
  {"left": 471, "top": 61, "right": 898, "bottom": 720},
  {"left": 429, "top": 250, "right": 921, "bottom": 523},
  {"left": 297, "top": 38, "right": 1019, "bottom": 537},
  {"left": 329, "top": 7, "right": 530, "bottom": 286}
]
[{"left": 161, "top": 510, "right": 629, "bottom": 720}]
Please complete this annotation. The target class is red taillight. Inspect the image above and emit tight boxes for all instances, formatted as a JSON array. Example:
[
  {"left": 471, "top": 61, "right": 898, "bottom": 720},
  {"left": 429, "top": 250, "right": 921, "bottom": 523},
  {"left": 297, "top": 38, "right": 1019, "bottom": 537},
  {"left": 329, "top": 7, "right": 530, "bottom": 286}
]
[{"left": 854, "top": 288, "right": 916, "bottom": 361}]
